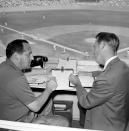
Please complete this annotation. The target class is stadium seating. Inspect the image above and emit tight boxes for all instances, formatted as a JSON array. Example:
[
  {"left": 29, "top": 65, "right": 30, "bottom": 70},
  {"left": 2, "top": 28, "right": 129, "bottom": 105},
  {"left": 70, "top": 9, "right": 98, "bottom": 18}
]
[
  {"left": 0, "top": 0, "right": 129, "bottom": 8},
  {"left": 0, "top": 0, "right": 75, "bottom": 8}
]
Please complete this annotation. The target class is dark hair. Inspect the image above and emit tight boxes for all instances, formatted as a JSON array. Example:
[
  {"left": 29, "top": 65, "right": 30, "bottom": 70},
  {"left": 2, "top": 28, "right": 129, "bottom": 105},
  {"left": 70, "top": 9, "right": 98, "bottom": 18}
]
[
  {"left": 96, "top": 32, "right": 120, "bottom": 52},
  {"left": 6, "top": 39, "right": 29, "bottom": 59}
]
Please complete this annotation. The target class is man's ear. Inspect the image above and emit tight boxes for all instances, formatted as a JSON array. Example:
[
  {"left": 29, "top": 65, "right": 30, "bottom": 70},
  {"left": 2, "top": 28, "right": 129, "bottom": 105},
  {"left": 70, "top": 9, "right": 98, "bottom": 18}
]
[
  {"left": 13, "top": 52, "right": 20, "bottom": 62},
  {"left": 99, "top": 41, "right": 106, "bottom": 50}
]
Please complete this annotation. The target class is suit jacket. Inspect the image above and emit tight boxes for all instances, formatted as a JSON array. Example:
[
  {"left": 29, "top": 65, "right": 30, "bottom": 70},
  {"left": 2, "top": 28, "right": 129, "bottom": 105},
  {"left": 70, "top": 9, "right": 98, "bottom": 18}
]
[{"left": 76, "top": 57, "right": 129, "bottom": 131}]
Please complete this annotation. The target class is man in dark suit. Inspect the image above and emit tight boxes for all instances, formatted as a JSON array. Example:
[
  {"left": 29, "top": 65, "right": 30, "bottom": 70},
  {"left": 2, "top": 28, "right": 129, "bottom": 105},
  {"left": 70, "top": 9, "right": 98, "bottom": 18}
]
[{"left": 69, "top": 32, "right": 129, "bottom": 131}]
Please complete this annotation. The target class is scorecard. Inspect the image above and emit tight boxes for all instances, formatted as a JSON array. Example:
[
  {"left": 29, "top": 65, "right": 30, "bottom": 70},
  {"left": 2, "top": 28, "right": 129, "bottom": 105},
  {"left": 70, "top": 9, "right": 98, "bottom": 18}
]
[
  {"left": 69, "top": 71, "right": 94, "bottom": 88},
  {"left": 52, "top": 68, "right": 75, "bottom": 91}
]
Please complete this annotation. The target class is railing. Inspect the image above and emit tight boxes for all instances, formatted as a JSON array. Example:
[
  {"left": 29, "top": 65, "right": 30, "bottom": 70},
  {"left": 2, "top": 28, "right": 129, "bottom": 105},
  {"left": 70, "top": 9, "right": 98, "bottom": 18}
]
[{"left": 0, "top": 120, "right": 102, "bottom": 131}]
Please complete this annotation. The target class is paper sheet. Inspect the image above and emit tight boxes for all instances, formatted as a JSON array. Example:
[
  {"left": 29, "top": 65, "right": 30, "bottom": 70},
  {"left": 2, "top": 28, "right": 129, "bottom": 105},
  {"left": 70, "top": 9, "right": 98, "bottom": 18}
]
[
  {"left": 79, "top": 75, "right": 94, "bottom": 87},
  {"left": 52, "top": 69, "right": 75, "bottom": 91},
  {"left": 26, "top": 75, "right": 47, "bottom": 88},
  {"left": 26, "top": 69, "right": 75, "bottom": 90},
  {"left": 26, "top": 69, "right": 93, "bottom": 91}
]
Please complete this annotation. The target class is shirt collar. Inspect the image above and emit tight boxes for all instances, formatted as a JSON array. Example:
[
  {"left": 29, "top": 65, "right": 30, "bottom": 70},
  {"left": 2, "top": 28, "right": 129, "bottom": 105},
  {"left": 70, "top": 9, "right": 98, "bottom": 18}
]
[{"left": 103, "top": 56, "right": 118, "bottom": 71}]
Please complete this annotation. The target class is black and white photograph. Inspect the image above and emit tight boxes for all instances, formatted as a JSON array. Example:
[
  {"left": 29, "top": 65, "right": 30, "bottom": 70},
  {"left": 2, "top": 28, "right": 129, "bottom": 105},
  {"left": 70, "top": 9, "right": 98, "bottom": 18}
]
[{"left": 0, "top": 0, "right": 129, "bottom": 131}]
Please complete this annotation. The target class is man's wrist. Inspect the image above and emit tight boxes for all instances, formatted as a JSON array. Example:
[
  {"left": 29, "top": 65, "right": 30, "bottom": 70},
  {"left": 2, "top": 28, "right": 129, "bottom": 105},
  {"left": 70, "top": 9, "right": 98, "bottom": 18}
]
[{"left": 45, "top": 87, "right": 53, "bottom": 94}]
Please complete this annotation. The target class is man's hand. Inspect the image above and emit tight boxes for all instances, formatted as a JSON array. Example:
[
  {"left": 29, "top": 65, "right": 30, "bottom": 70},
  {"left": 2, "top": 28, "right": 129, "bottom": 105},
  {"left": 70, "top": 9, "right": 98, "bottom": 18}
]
[
  {"left": 46, "top": 78, "right": 58, "bottom": 92},
  {"left": 69, "top": 73, "right": 82, "bottom": 86}
]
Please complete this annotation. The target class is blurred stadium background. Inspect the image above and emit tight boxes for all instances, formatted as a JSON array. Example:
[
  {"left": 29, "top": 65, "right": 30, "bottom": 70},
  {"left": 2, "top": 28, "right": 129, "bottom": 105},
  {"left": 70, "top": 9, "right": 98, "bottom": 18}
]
[
  {"left": 0, "top": 0, "right": 129, "bottom": 8},
  {"left": 0, "top": 0, "right": 129, "bottom": 62}
]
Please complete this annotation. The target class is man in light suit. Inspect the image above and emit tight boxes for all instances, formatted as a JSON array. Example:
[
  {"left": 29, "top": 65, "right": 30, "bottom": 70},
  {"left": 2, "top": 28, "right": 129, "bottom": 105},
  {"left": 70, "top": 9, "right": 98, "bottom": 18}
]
[{"left": 69, "top": 32, "right": 129, "bottom": 131}]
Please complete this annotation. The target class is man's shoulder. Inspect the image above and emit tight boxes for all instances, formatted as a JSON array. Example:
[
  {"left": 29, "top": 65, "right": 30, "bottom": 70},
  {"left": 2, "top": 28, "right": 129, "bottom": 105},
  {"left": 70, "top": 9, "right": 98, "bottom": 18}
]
[
  {"left": 0, "top": 61, "right": 10, "bottom": 76},
  {"left": 97, "top": 59, "right": 129, "bottom": 81},
  {"left": 0, "top": 61, "right": 24, "bottom": 83}
]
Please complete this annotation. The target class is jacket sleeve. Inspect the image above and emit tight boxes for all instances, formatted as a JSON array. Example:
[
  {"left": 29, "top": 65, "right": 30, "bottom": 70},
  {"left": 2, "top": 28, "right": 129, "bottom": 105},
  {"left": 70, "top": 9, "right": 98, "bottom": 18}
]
[{"left": 76, "top": 76, "right": 114, "bottom": 109}]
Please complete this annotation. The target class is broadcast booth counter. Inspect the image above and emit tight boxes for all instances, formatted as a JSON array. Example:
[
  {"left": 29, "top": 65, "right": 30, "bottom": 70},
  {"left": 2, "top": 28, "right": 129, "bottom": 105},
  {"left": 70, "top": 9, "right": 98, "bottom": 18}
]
[{"left": 0, "top": 120, "right": 102, "bottom": 131}]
